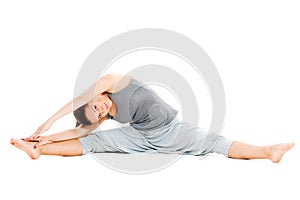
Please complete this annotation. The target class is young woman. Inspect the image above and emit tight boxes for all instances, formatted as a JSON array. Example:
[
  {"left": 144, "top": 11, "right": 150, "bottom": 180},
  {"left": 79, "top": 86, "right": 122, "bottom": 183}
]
[{"left": 11, "top": 74, "right": 294, "bottom": 163}]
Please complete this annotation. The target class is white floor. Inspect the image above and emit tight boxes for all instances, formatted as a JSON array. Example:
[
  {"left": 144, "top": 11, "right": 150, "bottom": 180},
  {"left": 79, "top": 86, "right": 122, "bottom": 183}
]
[{"left": 1, "top": 135, "right": 299, "bottom": 200}]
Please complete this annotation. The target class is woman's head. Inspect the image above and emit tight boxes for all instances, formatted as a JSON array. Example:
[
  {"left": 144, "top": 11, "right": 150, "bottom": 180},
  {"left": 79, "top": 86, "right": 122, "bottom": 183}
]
[
  {"left": 73, "top": 93, "right": 113, "bottom": 126},
  {"left": 73, "top": 103, "right": 91, "bottom": 127}
]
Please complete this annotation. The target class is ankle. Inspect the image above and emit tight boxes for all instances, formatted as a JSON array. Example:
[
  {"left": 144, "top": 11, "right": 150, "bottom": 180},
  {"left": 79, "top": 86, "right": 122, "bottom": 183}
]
[
  {"left": 266, "top": 145, "right": 273, "bottom": 158},
  {"left": 34, "top": 145, "right": 42, "bottom": 155}
]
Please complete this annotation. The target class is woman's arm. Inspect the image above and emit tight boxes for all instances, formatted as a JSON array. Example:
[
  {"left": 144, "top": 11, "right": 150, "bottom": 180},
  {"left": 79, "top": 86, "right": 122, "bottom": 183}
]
[
  {"left": 31, "top": 74, "right": 127, "bottom": 137},
  {"left": 44, "top": 74, "right": 116, "bottom": 124},
  {"left": 34, "top": 119, "right": 103, "bottom": 146}
]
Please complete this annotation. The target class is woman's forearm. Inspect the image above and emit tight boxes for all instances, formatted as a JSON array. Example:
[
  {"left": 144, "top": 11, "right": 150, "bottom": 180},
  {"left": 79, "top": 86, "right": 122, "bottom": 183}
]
[
  {"left": 32, "top": 99, "right": 79, "bottom": 136},
  {"left": 45, "top": 121, "right": 100, "bottom": 142},
  {"left": 47, "top": 129, "right": 79, "bottom": 142},
  {"left": 47, "top": 95, "right": 89, "bottom": 124},
  {"left": 47, "top": 100, "right": 73, "bottom": 123}
]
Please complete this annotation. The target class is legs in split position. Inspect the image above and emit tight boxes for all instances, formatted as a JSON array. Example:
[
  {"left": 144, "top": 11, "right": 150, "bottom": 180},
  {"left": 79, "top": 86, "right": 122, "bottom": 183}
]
[
  {"left": 10, "top": 117, "right": 294, "bottom": 163},
  {"left": 10, "top": 137, "right": 294, "bottom": 163}
]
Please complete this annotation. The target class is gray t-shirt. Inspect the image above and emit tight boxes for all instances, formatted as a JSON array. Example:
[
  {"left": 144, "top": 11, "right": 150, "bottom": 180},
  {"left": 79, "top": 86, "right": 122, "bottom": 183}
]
[{"left": 107, "top": 78, "right": 178, "bottom": 131}]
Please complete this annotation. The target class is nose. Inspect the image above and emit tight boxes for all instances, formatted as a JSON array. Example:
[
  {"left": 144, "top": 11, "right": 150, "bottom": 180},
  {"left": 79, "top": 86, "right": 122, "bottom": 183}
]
[{"left": 96, "top": 108, "right": 105, "bottom": 117}]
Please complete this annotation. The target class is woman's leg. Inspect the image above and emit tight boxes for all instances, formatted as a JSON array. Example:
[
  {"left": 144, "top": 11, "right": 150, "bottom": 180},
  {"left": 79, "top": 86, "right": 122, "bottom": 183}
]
[
  {"left": 78, "top": 126, "right": 155, "bottom": 155},
  {"left": 164, "top": 121, "right": 295, "bottom": 163},
  {"left": 228, "top": 141, "right": 295, "bottom": 163},
  {"left": 11, "top": 125, "right": 155, "bottom": 159},
  {"left": 11, "top": 138, "right": 82, "bottom": 159}
]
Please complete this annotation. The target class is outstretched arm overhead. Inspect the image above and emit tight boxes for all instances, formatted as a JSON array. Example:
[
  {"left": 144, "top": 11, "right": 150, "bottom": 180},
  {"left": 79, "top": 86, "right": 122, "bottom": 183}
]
[{"left": 29, "top": 74, "right": 129, "bottom": 138}]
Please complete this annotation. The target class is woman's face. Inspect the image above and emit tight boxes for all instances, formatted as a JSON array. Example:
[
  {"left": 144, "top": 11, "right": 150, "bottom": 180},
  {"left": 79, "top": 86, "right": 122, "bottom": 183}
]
[{"left": 85, "top": 93, "right": 112, "bottom": 123}]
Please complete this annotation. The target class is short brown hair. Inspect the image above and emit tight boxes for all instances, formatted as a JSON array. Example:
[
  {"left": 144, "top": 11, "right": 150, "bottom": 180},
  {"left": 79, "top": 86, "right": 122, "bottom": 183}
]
[{"left": 73, "top": 103, "right": 92, "bottom": 127}]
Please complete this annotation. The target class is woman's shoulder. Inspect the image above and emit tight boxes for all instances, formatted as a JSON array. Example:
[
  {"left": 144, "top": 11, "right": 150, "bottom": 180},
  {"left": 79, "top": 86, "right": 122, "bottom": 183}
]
[{"left": 105, "top": 74, "right": 132, "bottom": 93}]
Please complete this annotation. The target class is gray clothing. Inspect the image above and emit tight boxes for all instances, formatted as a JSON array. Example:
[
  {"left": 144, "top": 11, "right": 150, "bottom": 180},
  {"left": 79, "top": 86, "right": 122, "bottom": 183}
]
[
  {"left": 106, "top": 78, "right": 178, "bottom": 131},
  {"left": 79, "top": 116, "right": 233, "bottom": 156},
  {"left": 78, "top": 77, "right": 233, "bottom": 157}
]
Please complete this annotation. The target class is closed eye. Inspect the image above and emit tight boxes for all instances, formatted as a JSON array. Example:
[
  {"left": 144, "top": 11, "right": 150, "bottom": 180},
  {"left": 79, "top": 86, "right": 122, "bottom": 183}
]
[{"left": 98, "top": 114, "right": 102, "bottom": 119}]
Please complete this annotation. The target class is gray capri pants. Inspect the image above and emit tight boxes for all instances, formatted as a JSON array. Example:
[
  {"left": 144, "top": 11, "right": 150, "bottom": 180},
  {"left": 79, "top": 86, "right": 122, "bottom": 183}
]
[{"left": 78, "top": 117, "right": 233, "bottom": 157}]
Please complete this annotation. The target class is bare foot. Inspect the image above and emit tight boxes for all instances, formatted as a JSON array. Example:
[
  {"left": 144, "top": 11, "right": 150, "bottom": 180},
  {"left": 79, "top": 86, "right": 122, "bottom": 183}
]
[
  {"left": 11, "top": 138, "right": 40, "bottom": 159},
  {"left": 269, "top": 143, "right": 295, "bottom": 163}
]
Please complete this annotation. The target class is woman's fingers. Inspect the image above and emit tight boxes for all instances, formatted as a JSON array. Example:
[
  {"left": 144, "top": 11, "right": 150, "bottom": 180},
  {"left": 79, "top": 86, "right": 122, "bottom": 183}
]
[
  {"left": 21, "top": 132, "right": 50, "bottom": 148},
  {"left": 29, "top": 135, "right": 37, "bottom": 139},
  {"left": 22, "top": 136, "right": 40, "bottom": 142},
  {"left": 28, "top": 128, "right": 43, "bottom": 139}
]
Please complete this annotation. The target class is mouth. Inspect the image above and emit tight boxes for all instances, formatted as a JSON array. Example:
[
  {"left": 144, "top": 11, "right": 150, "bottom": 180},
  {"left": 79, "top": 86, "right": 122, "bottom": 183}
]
[{"left": 104, "top": 102, "right": 109, "bottom": 109}]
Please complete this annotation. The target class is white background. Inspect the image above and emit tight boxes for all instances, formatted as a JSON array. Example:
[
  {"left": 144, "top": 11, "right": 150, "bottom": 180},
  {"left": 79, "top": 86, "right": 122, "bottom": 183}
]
[{"left": 0, "top": 0, "right": 299, "bottom": 199}]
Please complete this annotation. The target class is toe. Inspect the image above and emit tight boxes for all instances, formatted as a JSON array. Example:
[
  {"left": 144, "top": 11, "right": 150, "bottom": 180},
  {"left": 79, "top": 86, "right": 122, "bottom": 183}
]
[
  {"left": 284, "top": 143, "right": 294, "bottom": 150},
  {"left": 287, "top": 143, "right": 295, "bottom": 150},
  {"left": 11, "top": 138, "right": 17, "bottom": 145}
]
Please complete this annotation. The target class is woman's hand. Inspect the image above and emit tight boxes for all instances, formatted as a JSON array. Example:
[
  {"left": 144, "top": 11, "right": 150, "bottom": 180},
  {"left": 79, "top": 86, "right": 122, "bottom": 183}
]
[
  {"left": 22, "top": 135, "right": 52, "bottom": 147},
  {"left": 29, "top": 120, "right": 53, "bottom": 139},
  {"left": 35, "top": 135, "right": 52, "bottom": 146}
]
